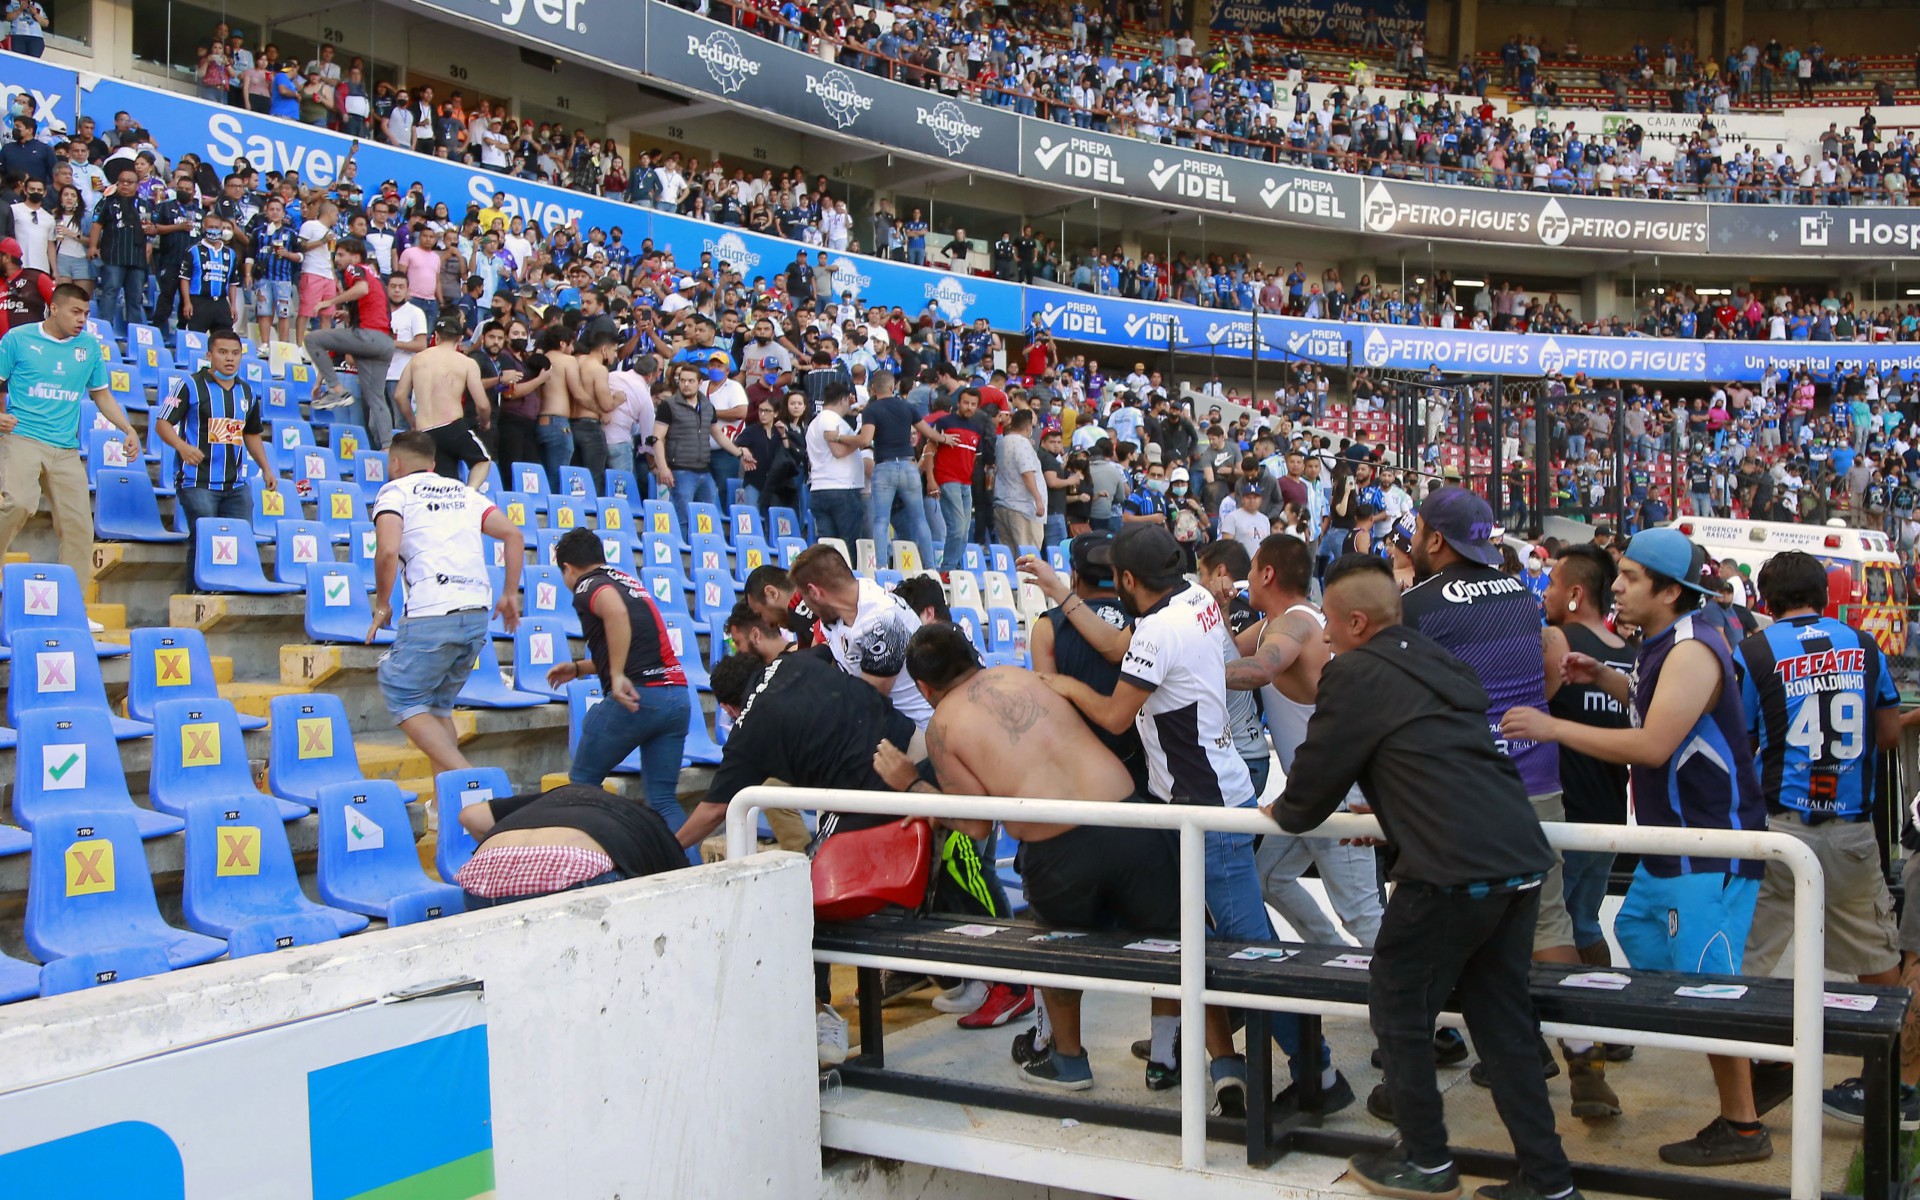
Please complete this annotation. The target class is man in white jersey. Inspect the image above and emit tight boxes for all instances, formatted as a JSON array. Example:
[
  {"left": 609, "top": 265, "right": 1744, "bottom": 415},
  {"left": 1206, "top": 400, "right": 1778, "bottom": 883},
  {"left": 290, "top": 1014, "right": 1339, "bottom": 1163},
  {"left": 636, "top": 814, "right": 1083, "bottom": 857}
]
[
  {"left": 1224, "top": 532, "right": 1384, "bottom": 949},
  {"left": 370, "top": 431, "right": 524, "bottom": 775},
  {"left": 786, "top": 543, "right": 933, "bottom": 728}
]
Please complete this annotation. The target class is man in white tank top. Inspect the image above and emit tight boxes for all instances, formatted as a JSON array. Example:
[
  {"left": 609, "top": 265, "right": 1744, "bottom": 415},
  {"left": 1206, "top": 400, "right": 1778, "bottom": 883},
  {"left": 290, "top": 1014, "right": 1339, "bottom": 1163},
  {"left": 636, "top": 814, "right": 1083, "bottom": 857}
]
[{"left": 1224, "top": 533, "right": 1384, "bottom": 947}]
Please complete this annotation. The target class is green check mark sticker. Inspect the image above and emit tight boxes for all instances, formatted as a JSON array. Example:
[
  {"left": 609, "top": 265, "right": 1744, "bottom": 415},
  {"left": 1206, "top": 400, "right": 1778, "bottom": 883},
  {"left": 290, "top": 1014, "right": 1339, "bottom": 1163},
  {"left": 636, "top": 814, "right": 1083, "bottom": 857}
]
[
  {"left": 327, "top": 579, "right": 346, "bottom": 600},
  {"left": 48, "top": 752, "right": 79, "bottom": 781}
]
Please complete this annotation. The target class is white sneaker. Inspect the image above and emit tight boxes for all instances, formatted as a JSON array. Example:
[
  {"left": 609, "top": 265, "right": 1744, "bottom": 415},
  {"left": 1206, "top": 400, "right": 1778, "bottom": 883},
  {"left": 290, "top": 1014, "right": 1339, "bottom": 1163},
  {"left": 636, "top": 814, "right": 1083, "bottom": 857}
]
[
  {"left": 817, "top": 1008, "right": 849, "bottom": 1066},
  {"left": 311, "top": 388, "right": 354, "bottom": 410},
  {"left": 87, "top": 618, "right": 104, "bottom": 633},
  {"left": 931, "top": 979, "right": 990, "bottom": 1015}
]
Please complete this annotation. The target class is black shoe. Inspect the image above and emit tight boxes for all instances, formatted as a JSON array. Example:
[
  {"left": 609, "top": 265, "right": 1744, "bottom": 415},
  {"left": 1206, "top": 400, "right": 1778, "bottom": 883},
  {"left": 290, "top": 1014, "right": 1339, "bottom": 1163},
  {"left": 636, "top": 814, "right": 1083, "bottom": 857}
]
[
  {"left": 1658, "top": 1117, "right": 1773, "bottom": 1167},
  {"left": 1476, "top": 1185, "right": 1586, "bottom": 1200},
  {"left": 1010, "top": 1026, "right": 1049, "bottom": 1068},
  {"left": 1131, "top": 1037, "right": 1151, "bottom": 1062},
  {"left": 1604, "top": 1042, "right": 1635, "bottom": 1062},
  {"left": 1275, "top": 1070, "right": 1356, "bottom": 1118},
  {"left": 1373, "top": 1028, "right": 1472, "bottom": 1070},
  {"left": 1367, "top": 1082, "right": 1396, "bottom": 1122},
  {"left": 1211, "top": 1055, "right": 1248, "bottom": 1118},
  {"left": 1468, "top": 1039, "right": 1560, "bottom": 1088},
  {"left": 1145, "top": 1057, "right": 1180, "bottom": 1090},
  {"left": 1347, "top": 1148, "right": 1462, "bottom": 1199},
  {"left": 1750, "top": 1061, "right": 1793, "bottom": 1117},
  {"left": 875, "top": 970, "right": 932, "bottom": 1005}
]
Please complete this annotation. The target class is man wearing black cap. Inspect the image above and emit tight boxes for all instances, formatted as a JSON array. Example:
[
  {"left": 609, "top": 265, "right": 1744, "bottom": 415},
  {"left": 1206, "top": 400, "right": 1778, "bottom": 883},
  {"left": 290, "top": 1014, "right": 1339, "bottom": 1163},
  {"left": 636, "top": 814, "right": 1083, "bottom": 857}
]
[
  {"left": 1044, "top": 522, "right": 1321, "bottom": 1117},
  {"left": 1019, "top": 534, "right": 1149, "bottom": 794},
  {"left": 1399, "top": 487, "right": 1617, "bottom": 1118}
]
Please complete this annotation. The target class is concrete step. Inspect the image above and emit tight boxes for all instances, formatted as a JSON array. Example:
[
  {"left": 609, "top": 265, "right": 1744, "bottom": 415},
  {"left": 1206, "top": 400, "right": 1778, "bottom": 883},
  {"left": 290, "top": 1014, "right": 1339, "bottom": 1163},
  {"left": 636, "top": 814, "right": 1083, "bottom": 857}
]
[
  {"left": 93, "top": 542, "right": 197, "bottom": 630},
  {"left": 221, "top": 680, "right": 305, "bottom": 724},
  {"left": 169, "top": 593, "right": 307, "bottom": 683},
  {"left": 280, "top": 642, "right": 585, "bottom": 735}
]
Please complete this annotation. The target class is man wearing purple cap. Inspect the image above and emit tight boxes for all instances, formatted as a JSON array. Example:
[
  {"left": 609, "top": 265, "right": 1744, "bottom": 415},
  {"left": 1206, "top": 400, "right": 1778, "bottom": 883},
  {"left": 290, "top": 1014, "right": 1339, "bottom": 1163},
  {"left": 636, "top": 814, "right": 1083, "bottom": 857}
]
[{"left": 1400, "top": 487, "right": 1618, "bottom": 1119}]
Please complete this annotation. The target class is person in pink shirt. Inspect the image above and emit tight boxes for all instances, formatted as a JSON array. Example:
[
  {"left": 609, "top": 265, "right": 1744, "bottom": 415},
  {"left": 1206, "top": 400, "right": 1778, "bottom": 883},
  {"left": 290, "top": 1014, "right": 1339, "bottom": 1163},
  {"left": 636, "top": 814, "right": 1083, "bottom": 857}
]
[{"left": 397, "top": 225, "right": 447, "bottom": 329}]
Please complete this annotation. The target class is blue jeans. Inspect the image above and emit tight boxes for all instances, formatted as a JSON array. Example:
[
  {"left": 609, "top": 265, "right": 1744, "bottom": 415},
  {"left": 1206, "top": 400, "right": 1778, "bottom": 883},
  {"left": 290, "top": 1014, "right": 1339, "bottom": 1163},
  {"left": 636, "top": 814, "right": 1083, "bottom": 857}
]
[
  {"left": 96, "top": 263, "right": 147, "bottom": 337},
  {"left": 377, "top": 609, "right": 491, "bottom": 722},
  {"left": 607, "top": 439, "right": 635, "bottom": 480},
  {"left": 1207, "top": 825, "right": 1327, "bottom": 1078},
  {"left": 811, "top": 486, "right": 865, "bottom": 545},
  {"left": 464, "top": 868, "right": 622, "bottom": 910},
  {"left": 413, "top": 298, "right": 439, "bottom": 329},
  {"left": 177, "top": 485, "right": 251, "bottom": 545},
  {"left": 570, "top": 683, "right": 691, "bottom": 832},
  {"left": 1560, "top": 850, "right": 1615, "bottom": 951},
  {"left": 938, "top": 481, "right": 973, "bottom": 568},
  {"left": 923, "top": 492, "right": 945, "bottom": 553},
  {"left": 870, "top": 459, "right": 933, "bottom": 568},
  {"left": 1044, "top": 512, "right": 1068, "bottom": 550},
  {"left": 536, "top": 418, "right": 572, "bottom": 495},
  {"left": 669, "top": 469, "right": 719, "bottom": 537}
]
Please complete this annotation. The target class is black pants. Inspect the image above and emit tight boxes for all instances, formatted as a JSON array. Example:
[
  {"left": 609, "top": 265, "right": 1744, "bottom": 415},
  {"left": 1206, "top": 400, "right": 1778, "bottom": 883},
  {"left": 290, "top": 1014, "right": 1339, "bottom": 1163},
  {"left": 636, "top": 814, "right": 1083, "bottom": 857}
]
[
  {"left": 571, "top": 416, "right": 608, "bottom": 488},
  {"left": 1371, "top": 881, "right": 1572, "bottom": 1195},
  {"left": 185, "top": 293, "right": 234, "bottom": 333},
  {"left": 497, "top": 412, "right": 540, "bottom": 480}
]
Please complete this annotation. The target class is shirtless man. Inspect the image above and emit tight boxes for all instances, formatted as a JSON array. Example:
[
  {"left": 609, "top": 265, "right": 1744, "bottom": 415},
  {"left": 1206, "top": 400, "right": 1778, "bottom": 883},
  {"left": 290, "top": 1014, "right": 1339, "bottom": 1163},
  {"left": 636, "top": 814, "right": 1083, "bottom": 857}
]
[
  {"left": 391, "top": 312, "right": 493, "bottom": 492},
  {"left": 1223, "top": 533, "right": 1384, "bottom": 948},
  {"left": 535, "top": 325, "right": 582, "bottom": 493},
  {"left": 876, "top": 622, "right": 1182, "bottom": 1093},
  {"left": 571, "top": 328, "right": 621, "bottom": 488}
]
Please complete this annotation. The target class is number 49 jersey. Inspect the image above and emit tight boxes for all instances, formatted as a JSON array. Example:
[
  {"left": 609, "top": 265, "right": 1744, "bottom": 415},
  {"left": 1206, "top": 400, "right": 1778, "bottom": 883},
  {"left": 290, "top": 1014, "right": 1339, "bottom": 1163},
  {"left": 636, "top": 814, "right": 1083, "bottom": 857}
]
[{"left": 1735, "top": 615, "right": 1899, "bottom": 818}]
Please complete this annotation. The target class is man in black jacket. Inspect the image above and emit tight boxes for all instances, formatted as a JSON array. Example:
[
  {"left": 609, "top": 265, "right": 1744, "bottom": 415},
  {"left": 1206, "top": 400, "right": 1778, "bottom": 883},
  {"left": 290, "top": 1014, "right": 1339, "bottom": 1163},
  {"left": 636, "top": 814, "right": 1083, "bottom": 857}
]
[{"left": 1268, "top": 554, "right": 1578, "bottom": 1200}]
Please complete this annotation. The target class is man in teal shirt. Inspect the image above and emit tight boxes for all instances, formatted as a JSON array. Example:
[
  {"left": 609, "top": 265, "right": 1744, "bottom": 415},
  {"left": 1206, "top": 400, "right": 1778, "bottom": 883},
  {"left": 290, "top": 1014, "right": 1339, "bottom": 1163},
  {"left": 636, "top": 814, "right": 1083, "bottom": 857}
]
[{"left": 0, "top": 282, "right": 141, "bottom": 587}]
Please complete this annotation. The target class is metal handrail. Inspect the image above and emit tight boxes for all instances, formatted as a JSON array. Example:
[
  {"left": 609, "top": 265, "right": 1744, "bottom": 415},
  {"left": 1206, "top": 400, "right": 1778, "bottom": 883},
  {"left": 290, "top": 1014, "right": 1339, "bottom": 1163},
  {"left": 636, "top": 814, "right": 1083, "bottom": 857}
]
[{"left": 728, "top": 788, "right": 1828, "bottom": 1198}]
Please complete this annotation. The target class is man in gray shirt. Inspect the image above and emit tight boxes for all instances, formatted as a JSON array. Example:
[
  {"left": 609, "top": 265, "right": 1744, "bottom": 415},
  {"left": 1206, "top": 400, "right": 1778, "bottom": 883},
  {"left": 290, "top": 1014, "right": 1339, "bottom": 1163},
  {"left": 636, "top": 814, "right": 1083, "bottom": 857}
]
[
  {"left": 993, "top": 408, "right": 1046, "bottom": 550},
  {"left": 1087, "top": 438, "right": 1128, "bottom": 534}
]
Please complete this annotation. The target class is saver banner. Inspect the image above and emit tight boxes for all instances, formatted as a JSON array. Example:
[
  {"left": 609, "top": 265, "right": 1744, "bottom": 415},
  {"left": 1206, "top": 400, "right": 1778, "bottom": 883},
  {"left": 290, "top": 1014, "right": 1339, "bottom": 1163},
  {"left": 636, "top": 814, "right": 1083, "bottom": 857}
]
[
  {"left": 0, "top": 52, "right": 75, "bottom": 135},
  {"left": 391, "top": 0, "right": 645, "bottom": 76},
  {"left": 645, "top": 4, "right": 1023, "bottom": 176},
  {"left": 649, "top": 209, "right": 1025, "bottom": 330}
]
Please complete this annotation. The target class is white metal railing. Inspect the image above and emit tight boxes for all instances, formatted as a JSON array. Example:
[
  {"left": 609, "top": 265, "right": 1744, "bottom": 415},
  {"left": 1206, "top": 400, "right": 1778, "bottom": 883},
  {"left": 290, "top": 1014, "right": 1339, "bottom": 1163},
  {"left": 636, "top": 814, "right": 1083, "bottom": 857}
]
[{"left": 728, "top": 788, "right": 1829, "bottom": 1199}]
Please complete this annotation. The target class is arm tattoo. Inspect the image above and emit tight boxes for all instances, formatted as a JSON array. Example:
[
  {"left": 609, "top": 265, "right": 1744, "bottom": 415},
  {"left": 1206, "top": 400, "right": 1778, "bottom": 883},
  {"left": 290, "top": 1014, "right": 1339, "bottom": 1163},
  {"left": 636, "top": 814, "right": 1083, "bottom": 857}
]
[
  {"left": 924, "top": 718, "right": 951, "bottom": 790},
  {"left": 965, "top": 674, "right": 1046, "bottom": 745}
]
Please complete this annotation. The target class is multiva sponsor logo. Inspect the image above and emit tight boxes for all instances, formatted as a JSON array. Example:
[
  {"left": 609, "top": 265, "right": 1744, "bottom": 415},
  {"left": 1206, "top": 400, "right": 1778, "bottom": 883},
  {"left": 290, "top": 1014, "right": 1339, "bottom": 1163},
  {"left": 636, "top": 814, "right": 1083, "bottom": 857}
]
[{"left": 1031, "top": 135, "right": 1126, "bottom": 183}]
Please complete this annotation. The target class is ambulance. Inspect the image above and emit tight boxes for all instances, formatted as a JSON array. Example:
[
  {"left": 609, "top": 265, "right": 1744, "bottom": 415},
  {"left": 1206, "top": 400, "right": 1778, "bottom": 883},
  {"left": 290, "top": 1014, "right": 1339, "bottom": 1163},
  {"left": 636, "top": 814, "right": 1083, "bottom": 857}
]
[{"left": 1667, "top": 517, "right": 1908, "bottom": 654}]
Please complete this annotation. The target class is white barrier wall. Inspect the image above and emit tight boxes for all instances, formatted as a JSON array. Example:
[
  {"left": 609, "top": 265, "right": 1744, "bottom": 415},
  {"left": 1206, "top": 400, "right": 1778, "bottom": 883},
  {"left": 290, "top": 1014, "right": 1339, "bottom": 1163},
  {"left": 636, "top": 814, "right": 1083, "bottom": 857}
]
[{"left": 0, "top": 854, "right": 823, "bottom": 1199}]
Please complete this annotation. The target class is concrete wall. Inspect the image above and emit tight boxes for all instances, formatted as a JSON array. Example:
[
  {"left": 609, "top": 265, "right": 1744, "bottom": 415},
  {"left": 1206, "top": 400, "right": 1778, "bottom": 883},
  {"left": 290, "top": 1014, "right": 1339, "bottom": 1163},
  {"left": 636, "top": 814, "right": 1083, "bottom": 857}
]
[
  {"left": 824, "top": 1157, "right": 1106, "bottom": 1199},
  {"left": 0, "top": 854, "right": 823, "bottom": 1199}
]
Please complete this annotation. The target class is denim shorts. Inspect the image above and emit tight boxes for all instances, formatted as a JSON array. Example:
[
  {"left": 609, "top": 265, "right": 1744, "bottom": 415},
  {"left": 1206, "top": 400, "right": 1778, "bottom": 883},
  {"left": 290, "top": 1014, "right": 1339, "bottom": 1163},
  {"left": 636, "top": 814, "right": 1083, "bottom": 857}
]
[
  {"left": 376, "top": 608, "right": 490, "bottom": 722},
  {"left": 255, "top": 278, "right": 295, "bottom": 321}
]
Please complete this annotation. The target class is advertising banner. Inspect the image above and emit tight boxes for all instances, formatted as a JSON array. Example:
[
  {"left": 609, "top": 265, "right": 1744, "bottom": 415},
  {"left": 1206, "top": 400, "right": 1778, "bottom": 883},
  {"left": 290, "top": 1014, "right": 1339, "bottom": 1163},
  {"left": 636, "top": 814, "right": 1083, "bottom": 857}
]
[
  {"left": 392, "top": 0, "right": 645, "bottom": 74},
  {"left": 1710, "top": 203, "right": 1920, "bottom": 258},
  {"left": 645, "top": 5, "right": 1023, "bottom": 176},
  {"left": 1358, "top": 177, "right": 1711, "bottom": 254},
  {"left": 650, "top": 209, "right": 1025, "bottom": 330},
  {"left": 1020, "top": 122, "right": 1361, "bottom": 232},
  {"left": 82, "top": 78, "right": 643, "bottom": 239},
  {"left": 1209, "top": 0, "right": 1426, "bottom": 44},
  {"left": 0, "top": 990, "right": 492, "bottom": 1197},
  {"left": 0, "top": 51, "right": 75, "bottom": 135}
]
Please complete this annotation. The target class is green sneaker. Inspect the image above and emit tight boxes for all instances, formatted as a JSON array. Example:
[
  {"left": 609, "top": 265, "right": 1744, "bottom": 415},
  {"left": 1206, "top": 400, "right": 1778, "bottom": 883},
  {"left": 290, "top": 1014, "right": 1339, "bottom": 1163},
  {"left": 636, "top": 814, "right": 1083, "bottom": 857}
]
[{"left": 1347, "top": 1150, "right": 1462, "bottom": 1199}]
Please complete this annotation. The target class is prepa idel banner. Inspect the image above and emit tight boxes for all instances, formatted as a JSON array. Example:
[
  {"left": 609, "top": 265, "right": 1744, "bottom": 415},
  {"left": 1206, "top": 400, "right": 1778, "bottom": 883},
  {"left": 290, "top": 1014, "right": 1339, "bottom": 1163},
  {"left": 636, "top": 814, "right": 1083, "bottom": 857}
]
[
  {"left": 389, "top": 0, "right": 645, "bottom": 74},
  {"left": 1358, "top": 178, "right": 1711, "bottom": 254},
  {"left": 80, "top": 78, "right": 645, "bottom": 239},
  {"left": 0, "top": 49, "right": 76, "bottom": 136},
  {"left": 651, "top": 209, "right": 1024, "bottom": 330},
  {"left": 646, "top": 4, "right": 1022, "bottom": 176},
  {"left": 1019, "top": 123, "right": 1360, "bottom": 232}
]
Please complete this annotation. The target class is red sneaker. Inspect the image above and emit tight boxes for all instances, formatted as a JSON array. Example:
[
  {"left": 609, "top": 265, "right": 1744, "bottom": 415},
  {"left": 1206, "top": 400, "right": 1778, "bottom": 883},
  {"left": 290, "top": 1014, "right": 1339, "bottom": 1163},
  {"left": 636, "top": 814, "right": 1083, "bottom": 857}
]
[{"left": 956, "top": 982, "right": 1035, "bottom": 1029}]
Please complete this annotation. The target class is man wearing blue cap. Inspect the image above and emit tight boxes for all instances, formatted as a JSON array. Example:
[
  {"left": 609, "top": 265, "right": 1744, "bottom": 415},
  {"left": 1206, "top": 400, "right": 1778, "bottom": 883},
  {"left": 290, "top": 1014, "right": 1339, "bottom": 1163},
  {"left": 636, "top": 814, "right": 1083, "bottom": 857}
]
[{"left": 1503, "top": 526, "right": 1772, "bottom": 1168}]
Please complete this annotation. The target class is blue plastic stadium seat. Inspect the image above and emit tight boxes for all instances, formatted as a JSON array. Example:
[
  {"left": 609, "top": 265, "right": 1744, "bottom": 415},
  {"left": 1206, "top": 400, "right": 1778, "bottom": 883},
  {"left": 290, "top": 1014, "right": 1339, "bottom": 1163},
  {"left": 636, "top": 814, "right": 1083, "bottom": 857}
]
[
  {"left": 595, "top": 497, "right": 643, "bottom": 552},
  {"left": 174, "top": 328, "right": 207, "bottom": 362},
  {"left": 952, "top": 606, "right": 986, "bottom": 650},
  {"left": 348, "top": 520, "right": 378, "bottom": 580},
  {"left": 314, "top": 780, "right": 463, "bottom": 920},
  {"left": 595, "top": 529, "right": 632, "bottom": 570},
  {"left": 268, "top": 692, "right": 398, "bottom": 808},
  {"left": 548, "top": 496, "right": 587, "bottom": 535},
  {"left": 91, "top": 468, "right": 187, "bottom": 541},
  {"left": 640, "top": 567, "right": 692, "bottom": 617},
  {"left": 692, "top": 569, "right": 737, "bottom": 623},
  {"left": 641, "top": 533, "right": 686, "bottom": 579},
  {"left": 507, "top": 462, "right": 549, "bottom": 503},
  {"left": 194, "top": 517, "right": 300, "bottom": 594},
  {"left": 531, "top": 527, "right": 563, "bottom": 568},
  {"left": 776, "top": 536, "right": 806, "bottom": 566},
  {"left": 558, "top": 465, "right": 597, "bottom": 501},
  {"left": 151, "top": 697, "right": 306, "bottom": 821},
  {"left": 565, "top": 678, "right": 640, "bottom": 775},
  {"left": 496, "top": 490, "right": 536, "bottom": 536},
  {"left": 327, "top": 422, "right": 370, "bottom": 461},
  {"left": 455, "top": 641, "right": 544, "bottom": 709},
  {"left": 732, "top": 534, "right": 773, "bottom": 584},
  {"left": 127, "top": 628, "right": 266, "bottom": 729},
  {"left": 728, "top": 505, "right": 764, "bottom": 546},
  {"left": 84, "top": 424, "right": 137, "bottom": 484},
  {"left": 271, "top": 518, "right": 331, "bottom": 587},
  {"left": 767, "top": 506, "right": 801, "bottom": 541},
  {"left": 269, "top": 418, "right": 316, "bottom": 473},
  {"left": 682, "top": 683, "right": 723, "bottom": 766},
  {"left": 104, "top": 360, "right": 145, "bottom": 414},
  {"left": 226, "top": 911, "right": 344, "bottom": 957},
  {"left": 8, "top": 637, "right": 151, "bottom": 739},
  {"left": 2, "top": 562, "right": 129, "bottom": 656},
  {"left": 875, "top": 569, "right": 903, "bottom": 590},
  {"left": 434, "top": 767, "right": 512, "bottom": 883},
  {"left": 686, "top": 501, "right": 725, "bottom": 541},
  {"left": 0, "top": 951, "right": 38, "bottom": 1002},
  {"left": 510, "top": 620, "right": 568, "bottom": 700},
  {"left": 986, "top": 606, "right": 1022, "bottom": 653},
  {"left": 659, "top": 610, "right": 710, "bottom": 691},
  {"left": 1046, "top": 543, "right": 1069, "bottom": 574},
  {"left": 522, "top": 564, "right": 583, "bottom": 637},
  {"left": 304, "top": 560, "right": 392, "bottom": 645},
  {"left": 313, "top": 480, "right": 366, "bottom": 540},
  {"left": 604, "top": 469, "right": 642, "bottom": 503},
  {"left": 0, "top": 821, "right": 28, "bottom": 856},
  {"left": 259, "top": 380, "right": 300, "bottom": 422},
  {"left": 248, "top": 476, "right": 292, "bottom": 538},
  {"left": 25, "top": 809, "right": 225, "bottom": 967},
  {"left": 388, "top": 887, "right": 467, "bottom": 925},
  {"left": 690, "top": 532, "right": 731, "bottom": 578},
  {"left": 351, "top": 449, "right": 388, "bottom": 504},
  {"left": 182, "top": 794, "right": 369, "bottom": 940},
  {"left": 641, "top": 499, "right": 689, "bottom": 549},
  {"left": 12, "top": 708, "right": 181, "bottom": 837},
  {"left": 37, "top": 945, "right": 175, "bottom": 996}
]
